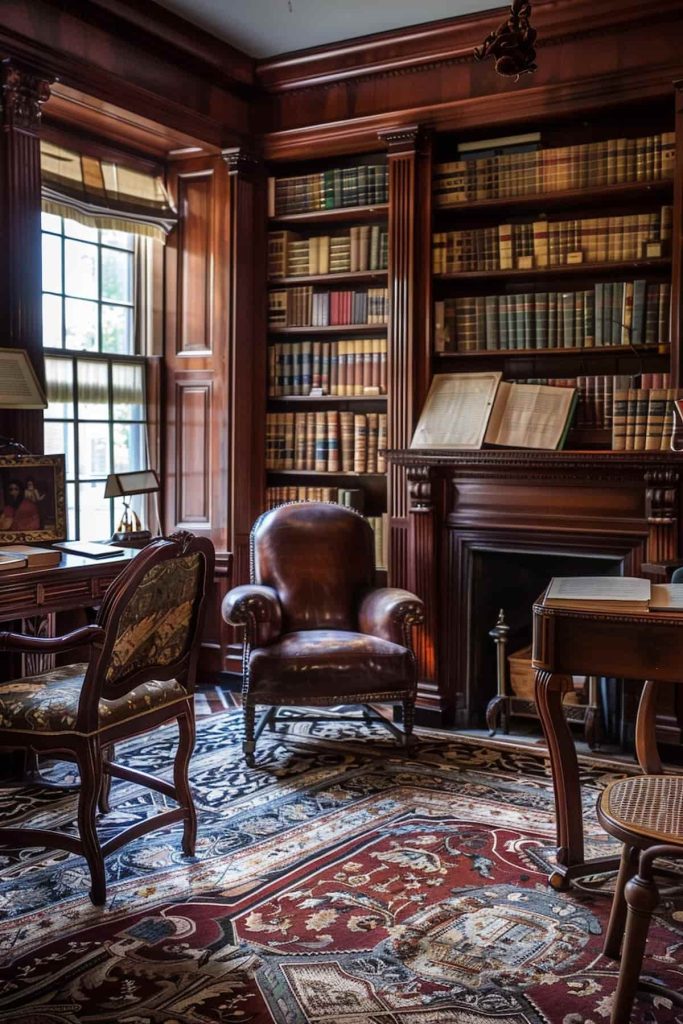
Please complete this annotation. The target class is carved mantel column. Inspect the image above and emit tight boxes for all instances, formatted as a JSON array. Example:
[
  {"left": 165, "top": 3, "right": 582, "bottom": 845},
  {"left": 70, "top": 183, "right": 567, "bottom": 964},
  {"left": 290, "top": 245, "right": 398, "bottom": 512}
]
[
  {"left": 221, "top": 147, "right": 266, "bottom": 671},
  {"left": 407, "top": 463, "right": 445, "bottom": 720},
  {"left": 0, "top": 60, "right": 52, "bottom": 453},
  {"left": 378, "top": 125, "right": 431, "bottom": 590}
]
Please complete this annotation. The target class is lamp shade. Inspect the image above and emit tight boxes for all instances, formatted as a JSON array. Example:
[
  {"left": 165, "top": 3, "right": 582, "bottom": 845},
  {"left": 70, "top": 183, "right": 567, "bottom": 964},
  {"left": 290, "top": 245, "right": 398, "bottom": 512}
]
[{"left": 104, "top": 469, "right": 160, "bottom": 499}]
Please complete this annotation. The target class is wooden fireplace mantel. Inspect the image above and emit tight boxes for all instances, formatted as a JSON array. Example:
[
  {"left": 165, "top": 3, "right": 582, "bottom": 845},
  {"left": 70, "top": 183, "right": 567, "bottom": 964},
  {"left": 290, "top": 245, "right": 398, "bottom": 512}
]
[{"left": 385, "top": 448, "right": 683, "bottom": 747}]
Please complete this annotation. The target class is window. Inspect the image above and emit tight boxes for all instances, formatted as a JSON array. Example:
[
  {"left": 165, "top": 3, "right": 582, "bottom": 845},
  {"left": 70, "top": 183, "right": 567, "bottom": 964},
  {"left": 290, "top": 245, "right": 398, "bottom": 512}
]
[{"left": 41, "top": 213, "right": 149, "bottom": 540}]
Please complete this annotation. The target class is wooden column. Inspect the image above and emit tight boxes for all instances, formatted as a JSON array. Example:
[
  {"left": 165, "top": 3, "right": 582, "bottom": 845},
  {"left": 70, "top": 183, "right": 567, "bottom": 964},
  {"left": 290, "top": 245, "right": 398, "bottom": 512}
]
[
  {"left": 0, "top": 60, "right": 51, "bottom": 453},
  {"left": 378, "top": 125, "right": 431, "bottom": 590},
  {"left": 222, "top": 147, "right": 267, "bottom": 673},
  {"left": 671, "top": 80, "right": 683, "bottom": 387}
]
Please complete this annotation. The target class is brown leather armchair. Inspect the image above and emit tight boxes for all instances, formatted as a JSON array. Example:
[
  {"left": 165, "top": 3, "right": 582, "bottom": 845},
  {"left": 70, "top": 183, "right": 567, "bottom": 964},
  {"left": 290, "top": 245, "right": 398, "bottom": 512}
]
[{"left": 222, "top": 502, "right": 425, "bottom": 766}]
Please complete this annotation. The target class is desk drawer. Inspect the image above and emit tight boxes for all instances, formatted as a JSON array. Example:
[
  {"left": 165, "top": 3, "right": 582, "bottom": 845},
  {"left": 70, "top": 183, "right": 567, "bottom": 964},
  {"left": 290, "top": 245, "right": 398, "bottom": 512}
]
[{"left": 0, "top": 582, "right": 40, "bottom": 615}]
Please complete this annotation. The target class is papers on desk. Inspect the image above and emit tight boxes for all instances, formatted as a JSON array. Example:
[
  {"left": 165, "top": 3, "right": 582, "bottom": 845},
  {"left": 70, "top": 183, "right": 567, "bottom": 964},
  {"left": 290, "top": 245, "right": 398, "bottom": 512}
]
[
  {"left": 53, "top": 541, "right": 126, "bottom": 559},
  {"left": 545, "top": 576, "right": 683, "bottom": 614}
]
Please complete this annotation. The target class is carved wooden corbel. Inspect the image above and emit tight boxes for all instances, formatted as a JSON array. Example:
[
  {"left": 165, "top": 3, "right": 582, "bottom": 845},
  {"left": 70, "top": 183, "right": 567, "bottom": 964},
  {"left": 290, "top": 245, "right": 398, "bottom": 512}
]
[
  {"left": 407, "top": 465, "right": 432, "bottom": 511},
  {"left": 0, "top": 61, "right": 52, "bottom": 132}
]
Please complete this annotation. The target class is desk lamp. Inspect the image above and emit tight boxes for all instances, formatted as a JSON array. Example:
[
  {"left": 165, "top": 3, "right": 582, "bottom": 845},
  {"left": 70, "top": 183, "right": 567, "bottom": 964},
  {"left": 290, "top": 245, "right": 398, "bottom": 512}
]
[{"left": 104, "top": 469, "right": 160, "bottom": 545}]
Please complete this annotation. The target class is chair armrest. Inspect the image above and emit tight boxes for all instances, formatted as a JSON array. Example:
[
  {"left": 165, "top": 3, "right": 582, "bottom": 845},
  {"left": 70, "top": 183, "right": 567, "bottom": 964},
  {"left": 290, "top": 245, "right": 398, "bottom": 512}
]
[
  {"left": 358, "top": 587, "right": 425, "bottom": 647},
  {"left": 0, "top": 624, "right": 105, "bottom": 656},
  {"left": 222, "top": 584, "right": 283, "bottom": 647}
]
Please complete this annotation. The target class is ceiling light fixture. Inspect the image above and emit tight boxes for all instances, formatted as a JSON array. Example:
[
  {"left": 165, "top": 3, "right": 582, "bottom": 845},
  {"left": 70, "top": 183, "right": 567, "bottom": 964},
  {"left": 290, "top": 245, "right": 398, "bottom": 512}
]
[{"left": 474, "top": 0, "right": 537, "bottom": 80}]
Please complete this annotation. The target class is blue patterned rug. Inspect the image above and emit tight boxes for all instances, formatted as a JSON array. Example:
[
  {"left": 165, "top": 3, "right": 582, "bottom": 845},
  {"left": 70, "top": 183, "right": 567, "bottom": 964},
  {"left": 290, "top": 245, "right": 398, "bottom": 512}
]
[{"left": 0, "top": 708, "right": 681, "bottom": 1023}]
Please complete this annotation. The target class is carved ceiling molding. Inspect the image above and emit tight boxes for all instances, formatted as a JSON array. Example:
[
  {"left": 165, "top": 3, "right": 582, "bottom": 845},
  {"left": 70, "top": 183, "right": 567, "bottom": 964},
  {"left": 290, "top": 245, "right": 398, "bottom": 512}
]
[
  {"left": 0, "top": 61, "right": 52, "bottom": 132},
  {"left": 262, "top": 10, "right": 677, "bottom": 98}
]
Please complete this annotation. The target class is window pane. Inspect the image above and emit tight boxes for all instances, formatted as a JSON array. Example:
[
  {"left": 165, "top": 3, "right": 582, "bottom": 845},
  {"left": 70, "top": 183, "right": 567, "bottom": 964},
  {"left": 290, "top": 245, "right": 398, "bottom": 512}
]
[
  {"left": 78, "top": 481, "right": 111, "bottom": 540},
  {"left": 101, "top": 229, "right": 134, "bottom": 250},
  {"left": 65, "top": 239, "right": 98, "bottom": 299},
  {"left": 65, "top": 298, "right": 98, "bottom": 350},
  {"left": 113, "top": 422, "right": 146, "bottom": 473},
  {"left": 101, "top": 247, "right": 133, "bottom": 303},
  {"left": 64, "top": 219, "right": 98, "bottom": 243},
  {"left": 102, "top": 304, "right": 133, "bottom": 355},
  {"left": 78, "top": 423, "right": 111, "bottom": 478},
  {"left": 41, "top": 211, "right": 62, "bottom": 234},
  {"left": 77, "top": 360, "right": 109, "bottom": 418},
  {"left": 42, "top": 233, "right": 62, "bottom": 293},
  {"left": 42, "top": 294, "right": 63, "bottom": 348},
  {"left": 44, "top": 421, "right": 75, "bottom": 478},
  {"left": 66, "top": 482, "right": 77, "bottom": 541},
  {"left": 45, "top": 357, "right": 74, "bottom": 416},
  {"left": 112, "top": 362, "right": 144, "bottom": 419}
]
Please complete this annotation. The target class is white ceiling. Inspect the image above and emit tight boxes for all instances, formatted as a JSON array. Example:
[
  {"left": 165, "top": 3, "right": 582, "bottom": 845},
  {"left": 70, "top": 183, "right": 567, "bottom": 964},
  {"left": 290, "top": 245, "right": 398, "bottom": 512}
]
[{"left": 152, "top": 0, "right": 501, "bottom": 59}]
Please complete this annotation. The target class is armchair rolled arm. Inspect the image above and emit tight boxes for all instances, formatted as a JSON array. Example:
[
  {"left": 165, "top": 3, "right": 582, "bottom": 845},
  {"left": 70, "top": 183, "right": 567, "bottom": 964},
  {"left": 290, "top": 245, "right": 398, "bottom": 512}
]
[
  {"left": 222, "top": 584, "right": 283, "bottom": 647},
  {"left": 0, "top": 624, "right": 106, "bottom": 656},
  {"left": 358, "top": 587, "right": 425, "bottom": 648}
]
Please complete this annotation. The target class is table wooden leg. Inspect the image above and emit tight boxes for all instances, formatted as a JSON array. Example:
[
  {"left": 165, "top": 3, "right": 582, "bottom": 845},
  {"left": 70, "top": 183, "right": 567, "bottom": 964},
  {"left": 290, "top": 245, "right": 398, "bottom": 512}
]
[{"left": 535, "top": 668, "right": 585, "bottom": 888}]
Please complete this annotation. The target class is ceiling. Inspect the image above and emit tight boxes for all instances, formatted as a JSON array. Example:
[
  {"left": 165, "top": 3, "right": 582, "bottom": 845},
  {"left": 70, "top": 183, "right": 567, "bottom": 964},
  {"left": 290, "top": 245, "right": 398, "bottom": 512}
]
[{"left": 151, "top": 0, "right": 502, "bottom": 59}]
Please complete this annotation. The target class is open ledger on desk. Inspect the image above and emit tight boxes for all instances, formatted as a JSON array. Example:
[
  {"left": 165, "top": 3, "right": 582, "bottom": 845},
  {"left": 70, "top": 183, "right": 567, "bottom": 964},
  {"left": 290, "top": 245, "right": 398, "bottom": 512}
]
[
  {"left": 410, "top": 372, "right": 578, "bottom": 450},
  {"left": 544, "top": 576, "right": 683, "bottom": 613}
]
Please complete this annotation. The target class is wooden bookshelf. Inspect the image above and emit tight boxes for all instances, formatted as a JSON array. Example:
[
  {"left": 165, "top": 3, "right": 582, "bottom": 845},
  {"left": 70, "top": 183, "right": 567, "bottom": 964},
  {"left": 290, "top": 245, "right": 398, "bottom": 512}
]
[
  {"left": 434, "top": 258, "right": 670, "bottom": 283},
  {"left": 268, "top": 394, "right": 387, "bottom": 403},
  {"left": 434, "top": 180, "right": 673, "bottom": 217},
  {"left": 269, "top": 324, "right": 387, "bottom": 335}
]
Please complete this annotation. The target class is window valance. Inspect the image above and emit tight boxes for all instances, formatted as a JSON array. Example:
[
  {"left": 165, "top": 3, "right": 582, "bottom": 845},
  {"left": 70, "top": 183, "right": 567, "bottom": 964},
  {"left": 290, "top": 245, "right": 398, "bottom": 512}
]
[{"left": 40, "top": 141, "right": 176, "bottom": 243}]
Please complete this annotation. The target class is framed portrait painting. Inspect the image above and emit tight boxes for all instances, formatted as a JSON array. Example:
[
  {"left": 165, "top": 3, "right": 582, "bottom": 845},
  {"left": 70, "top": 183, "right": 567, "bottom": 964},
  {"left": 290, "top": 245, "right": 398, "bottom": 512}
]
[{"left": 0, "top": 454, "right": 66, "bottom": 545}]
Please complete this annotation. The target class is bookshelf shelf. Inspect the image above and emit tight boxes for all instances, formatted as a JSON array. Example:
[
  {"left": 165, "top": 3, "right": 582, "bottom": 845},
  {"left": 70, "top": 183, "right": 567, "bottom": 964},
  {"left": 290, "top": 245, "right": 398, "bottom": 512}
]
[
  {"left": 268, "top": 394, "right": 387, "bottom": 403},
  {"left": 269, "top": 270, "right": 388, "bottom": 286},
  {"left": 435, "top": 345, "right": 666, "bottom": 359},
  {"left": 270, "top": 204, "right": 389, "bottom": 226},
  {"left": 266, "top": 470, "right": 387, "bottom": 479},
  {"left": 434, "top": 258, "right": 670, "bottom": 284},
  {"left": 433, "top": 180, "right": 673, "bottom": 218},
  {"left": 269, "top": 324, "right": 388, "bottom": 335}
]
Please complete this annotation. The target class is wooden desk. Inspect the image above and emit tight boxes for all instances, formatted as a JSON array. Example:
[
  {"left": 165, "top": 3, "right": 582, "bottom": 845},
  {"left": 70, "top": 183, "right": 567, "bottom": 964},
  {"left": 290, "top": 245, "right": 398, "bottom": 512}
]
[{"left": 532, "top": 591, "right": 683, "bottom": 890}]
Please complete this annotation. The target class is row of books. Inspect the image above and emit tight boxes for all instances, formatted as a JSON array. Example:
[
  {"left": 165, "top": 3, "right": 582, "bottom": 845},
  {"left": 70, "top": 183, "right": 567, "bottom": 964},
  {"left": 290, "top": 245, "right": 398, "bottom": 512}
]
[
  {"left": 434, "top": 281, "right": 671, "bottom": 353},
  {"left": 613, "top": 386, "right": 683, "bottom": 450},
  {"left": 433, "top": 131, "right": 675, "bottom": 205},
  {"left": 268, "top": 226, "right": 388, "bottom": 278},
  {"left": 266, "top": 486, "right": 366, "bottom": 509},
  {"left": 268, "top": 339, "right": 388, "bottom": 396},
  {"left": 264, "top": 491, "right": 388, "bottom": 569},
  {"left": 432, "top": 208, "right": 672, "bottom": 273},
  {"left": 520, "top": 374, "right": 671, "bottom": 431},
  {"left": 268, "top": 164, "right": 389, "bottom": 217},
  {"left": 266, "top": 411, "right": 387, "bottom": 473},
  {"left": 269, "top": 287, "right": 389, "bottom": 328}
]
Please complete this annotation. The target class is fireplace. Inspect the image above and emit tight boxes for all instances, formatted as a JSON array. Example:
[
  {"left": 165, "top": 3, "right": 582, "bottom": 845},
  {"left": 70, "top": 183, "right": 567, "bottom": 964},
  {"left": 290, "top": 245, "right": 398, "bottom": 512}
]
[
  {"left": 469, "top": 546, "right": 623, "bottom": 727},
  {"left": 389, "top": 448, "right": 683, "bottom": 748}
]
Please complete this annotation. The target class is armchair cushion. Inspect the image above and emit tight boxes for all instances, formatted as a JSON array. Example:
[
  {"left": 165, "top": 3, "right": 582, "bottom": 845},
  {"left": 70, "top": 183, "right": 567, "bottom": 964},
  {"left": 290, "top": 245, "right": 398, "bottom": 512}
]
[
  {"left": 358, "top": 587, "right": 425, "bottom": 646},
  {"left": 247, "top": 629, "right": 416, "bottom": 704},
  {"left": 0, "top": 664, "right": 187, "bottom": 733}
]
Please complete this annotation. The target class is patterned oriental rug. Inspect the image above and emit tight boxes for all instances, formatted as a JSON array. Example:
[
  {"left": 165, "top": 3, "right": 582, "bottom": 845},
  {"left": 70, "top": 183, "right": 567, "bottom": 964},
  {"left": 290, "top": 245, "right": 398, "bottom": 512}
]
[{"left": 0, "top": 708, "right": 681, "bottom": 1024}]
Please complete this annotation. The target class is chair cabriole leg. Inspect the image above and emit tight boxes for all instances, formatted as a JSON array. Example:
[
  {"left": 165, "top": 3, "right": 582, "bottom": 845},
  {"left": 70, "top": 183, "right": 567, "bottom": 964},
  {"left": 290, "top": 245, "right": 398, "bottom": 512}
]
[
  {"left": 175, "top": 707, "right": 197, "bottom": 856},
  {"left": 76, "top": 737, "right": 106, "bottom": 906},
  {"left": 99, "top": 743, "right": 114, "bottom": 814},
  {"left": 403, "top": 697, "right": 415, "bottom": 745},
  {"left": 244, "top": 703, "right": 256, "bottom": 767}
]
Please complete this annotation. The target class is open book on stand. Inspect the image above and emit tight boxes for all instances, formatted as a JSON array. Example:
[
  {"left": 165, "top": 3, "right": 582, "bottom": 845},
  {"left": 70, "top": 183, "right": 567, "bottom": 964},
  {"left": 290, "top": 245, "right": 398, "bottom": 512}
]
[
  {"left": 545, "top": 576, "right": 683, "bottom": 614},
  {"left": 410, "top": 372, "right": 578, "bottom": 450}
]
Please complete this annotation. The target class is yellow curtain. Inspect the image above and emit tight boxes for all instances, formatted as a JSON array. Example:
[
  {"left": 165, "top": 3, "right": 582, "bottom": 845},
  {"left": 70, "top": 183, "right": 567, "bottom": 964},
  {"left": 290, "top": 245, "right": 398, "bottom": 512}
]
[{"left": 41, "top": 142, "right": 176, "bottom": 243}]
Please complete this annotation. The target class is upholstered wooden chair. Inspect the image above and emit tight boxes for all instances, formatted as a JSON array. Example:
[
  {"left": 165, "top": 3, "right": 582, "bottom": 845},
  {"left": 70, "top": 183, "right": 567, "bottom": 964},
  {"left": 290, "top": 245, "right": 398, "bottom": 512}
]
[
  {"left": 597, "top": 679, "right": 683, "bottom": 1022},
  {"left": 222, "top": 502, "right": 425, "bottom": 766},
  {"left": 0, "top": 530, "right": 214, "bottom": 905}
]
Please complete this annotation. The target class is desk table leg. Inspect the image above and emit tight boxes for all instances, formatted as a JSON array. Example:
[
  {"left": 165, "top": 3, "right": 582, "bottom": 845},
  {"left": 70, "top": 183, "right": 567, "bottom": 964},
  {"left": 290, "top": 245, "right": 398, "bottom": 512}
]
[{"left": 535, "top": 669, "right": 585, "bottom": 889}]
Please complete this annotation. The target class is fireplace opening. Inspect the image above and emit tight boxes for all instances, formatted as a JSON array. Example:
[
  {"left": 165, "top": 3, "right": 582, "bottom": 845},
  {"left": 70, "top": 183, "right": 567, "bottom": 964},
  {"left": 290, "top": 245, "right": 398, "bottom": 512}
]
[{"left": 469, "top": 547, "right": 624, "bottom": 731}]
